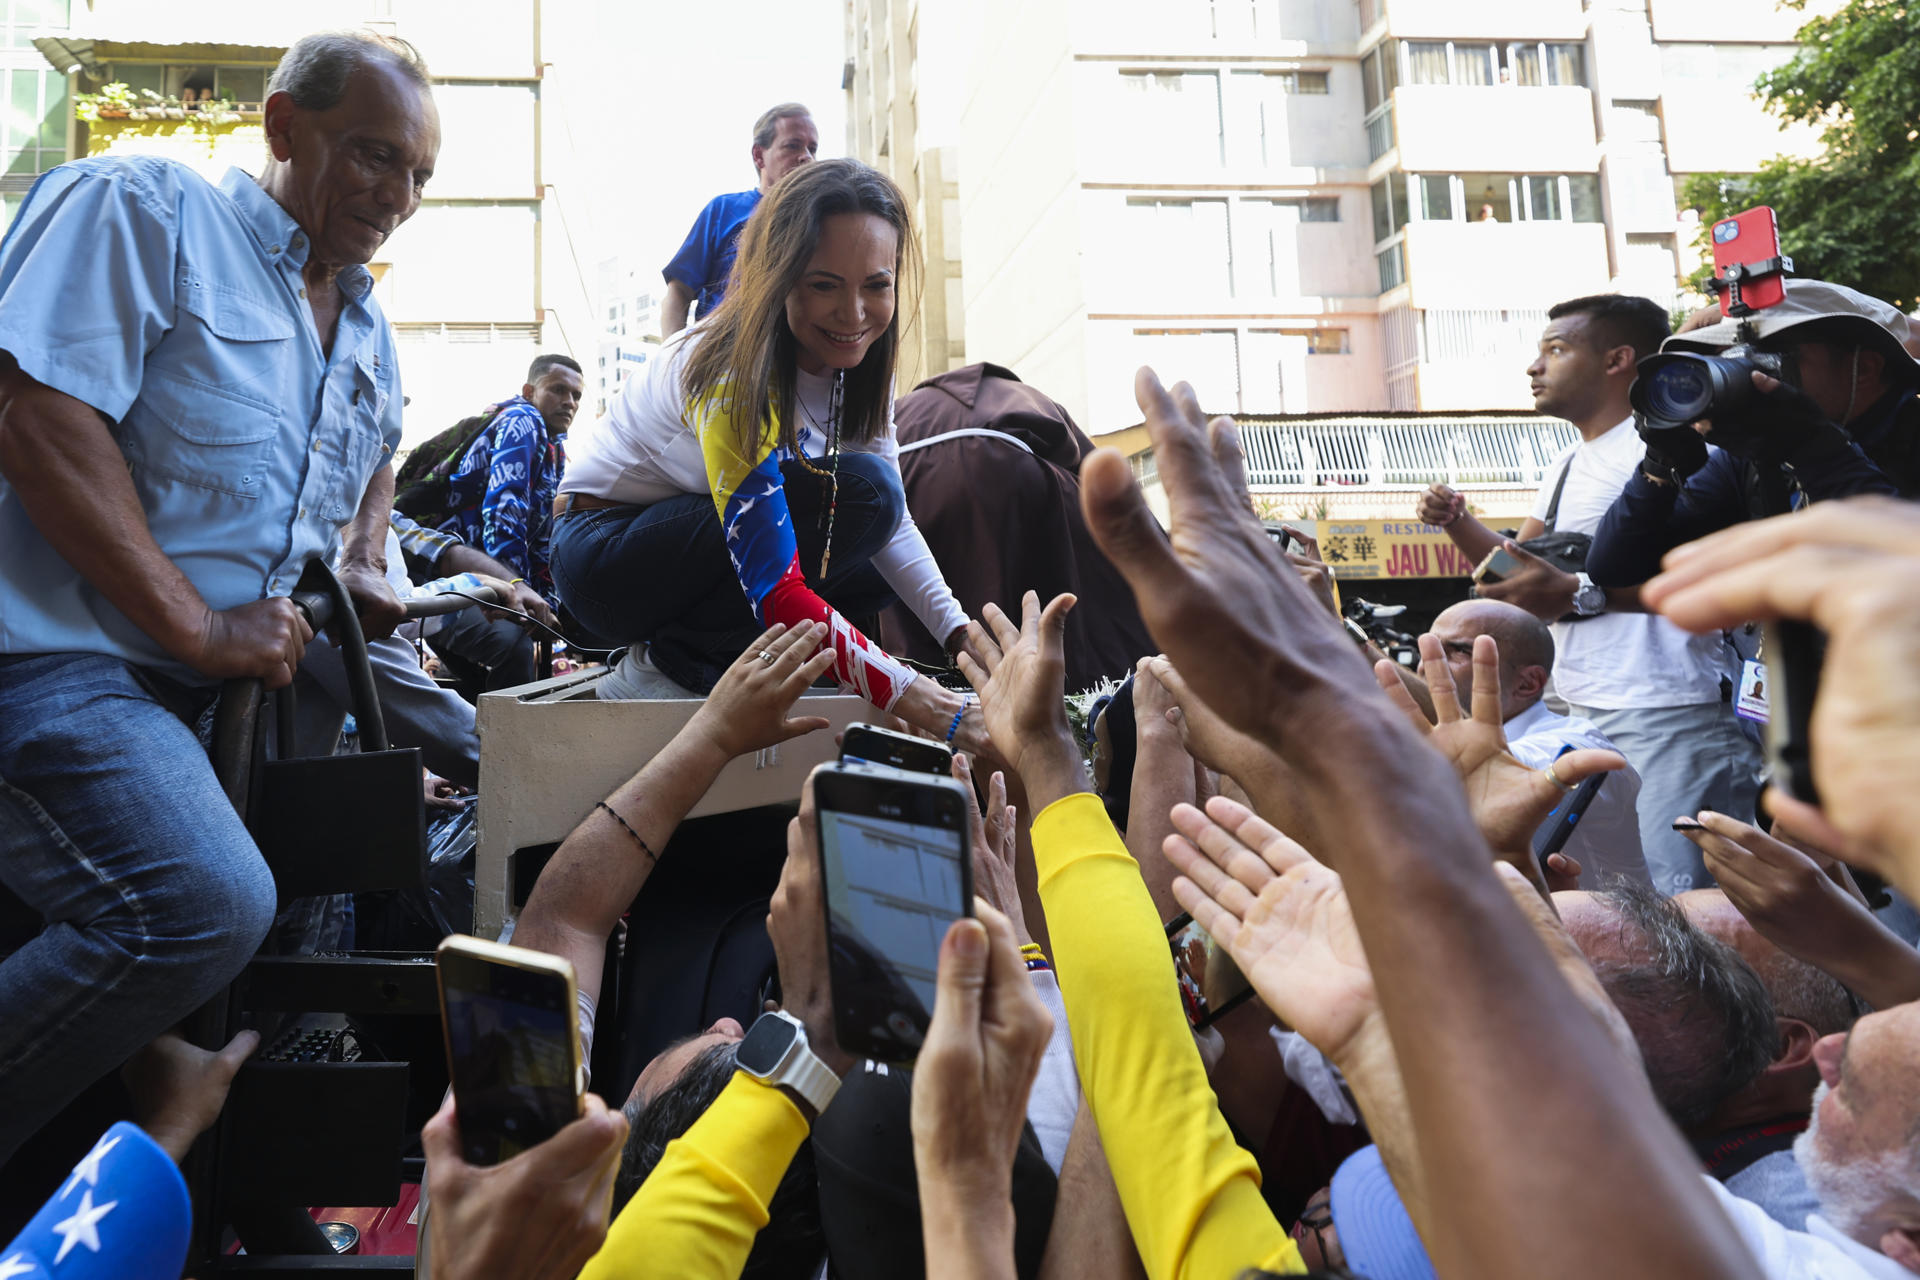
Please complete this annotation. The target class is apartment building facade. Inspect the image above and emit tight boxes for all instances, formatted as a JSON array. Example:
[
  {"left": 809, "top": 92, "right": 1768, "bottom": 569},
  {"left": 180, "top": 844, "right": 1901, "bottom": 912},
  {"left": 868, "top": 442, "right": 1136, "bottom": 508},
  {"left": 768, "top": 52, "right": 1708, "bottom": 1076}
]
[
  {"left": 959, "top": 0, "right": 1825, "bottom": 432},
  {"left": 843, "top": 0, "right": 966, "bottom": 393},
  {"left": 592, "top": 256, "right": 661, "bottom": 417},
  {"left": 16, "top": 0, "right": 591, "bottom": 446}
]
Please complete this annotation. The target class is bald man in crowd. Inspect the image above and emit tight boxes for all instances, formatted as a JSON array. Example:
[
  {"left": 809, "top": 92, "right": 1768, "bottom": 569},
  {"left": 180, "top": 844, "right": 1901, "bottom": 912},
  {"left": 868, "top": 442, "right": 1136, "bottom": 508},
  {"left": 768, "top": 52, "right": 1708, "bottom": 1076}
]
[{"left": 1430, "top": 599, "right": 1652, "bottom": 888}]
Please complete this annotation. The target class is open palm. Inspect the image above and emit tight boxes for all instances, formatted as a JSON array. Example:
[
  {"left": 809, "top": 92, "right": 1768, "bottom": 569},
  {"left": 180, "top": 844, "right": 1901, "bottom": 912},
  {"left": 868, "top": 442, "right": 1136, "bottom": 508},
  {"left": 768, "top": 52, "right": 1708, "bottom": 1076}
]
[
  {"left": 1162, "top": 796, "right": 1380, "bottom": 1063},
  {"left": 1377, "top": 633, "right": 1623, "bottom": 892}
]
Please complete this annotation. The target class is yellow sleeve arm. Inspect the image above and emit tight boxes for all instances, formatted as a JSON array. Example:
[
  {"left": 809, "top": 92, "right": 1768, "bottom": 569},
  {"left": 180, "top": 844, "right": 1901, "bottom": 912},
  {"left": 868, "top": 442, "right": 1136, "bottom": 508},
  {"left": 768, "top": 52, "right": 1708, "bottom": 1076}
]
[
  {"left": 1032, "top": 792, "right": 1305, "bottom": 1280},
  {"left": 579, "top": 1072, "right": 810, "bottom": 1280}
]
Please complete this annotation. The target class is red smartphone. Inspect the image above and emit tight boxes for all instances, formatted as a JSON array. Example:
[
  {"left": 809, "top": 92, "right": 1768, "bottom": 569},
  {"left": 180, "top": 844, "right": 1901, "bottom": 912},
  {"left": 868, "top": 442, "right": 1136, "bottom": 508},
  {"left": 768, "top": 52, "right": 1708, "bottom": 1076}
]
[{"left": 1711, "top": 207, "right": 1787, "bottom": 312}]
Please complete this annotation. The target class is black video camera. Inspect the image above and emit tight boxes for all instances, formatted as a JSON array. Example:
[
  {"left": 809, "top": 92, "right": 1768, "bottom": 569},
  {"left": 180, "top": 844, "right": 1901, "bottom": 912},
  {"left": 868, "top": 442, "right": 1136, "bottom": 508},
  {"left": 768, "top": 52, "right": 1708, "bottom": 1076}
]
[{"left": 1628, "top": 343, "right": 1785, "bottom": 427}]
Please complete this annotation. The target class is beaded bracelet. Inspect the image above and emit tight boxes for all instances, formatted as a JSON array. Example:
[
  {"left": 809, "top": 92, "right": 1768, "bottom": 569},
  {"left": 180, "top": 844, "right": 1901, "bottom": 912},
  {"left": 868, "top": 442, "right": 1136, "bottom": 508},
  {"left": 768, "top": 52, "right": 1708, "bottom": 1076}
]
[
  {"left": 1024, "top": 956, "right": 1052, "bottom": 974},
  {"left": 944, "top": 708, "right": 965, "bottom": 744},
  {"left": 597, "top": 800, "right": 657, "bottom": 863}
]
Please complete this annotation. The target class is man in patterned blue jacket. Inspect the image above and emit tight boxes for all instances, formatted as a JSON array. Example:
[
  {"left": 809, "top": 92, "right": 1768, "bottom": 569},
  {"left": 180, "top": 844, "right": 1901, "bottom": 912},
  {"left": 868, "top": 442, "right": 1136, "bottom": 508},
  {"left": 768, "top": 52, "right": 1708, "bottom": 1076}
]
[{"left": 434, "top": 353, "right": 581, "bottom": 690}]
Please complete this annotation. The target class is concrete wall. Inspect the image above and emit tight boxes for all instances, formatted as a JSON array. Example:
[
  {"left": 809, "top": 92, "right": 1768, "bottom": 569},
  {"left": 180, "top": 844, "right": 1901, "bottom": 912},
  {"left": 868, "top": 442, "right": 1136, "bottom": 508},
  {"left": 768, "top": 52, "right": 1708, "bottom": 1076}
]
[
  {"left": 1646, "top": 0, "right": 1832, "bottom": 44},
  {"left": 1416, "top": 359, "right": 1535, "bottom": 411},
  {"left": 1388, "top": 84, "right": 1598, "bottom": 174},
  {"left": 1380, "top": 0, "right": 1588, "bottom": 41},
  {"left": 1075, "top": 0, "right": 1358, "bottom": 56},
  {"left": 1402, "top": 220, "right": 1610, "bottom": 309},
  {"left": 1079, "top": 189, "right": 1375, "bottom": 313},
  {"left": 393, "top": 0, "right": 539, "bottom": 78},
  {"left": 1083, "top": 315, "right": 1388, "bottom": 428},
  {"left": 958, "top": 0, "right": 1085, "bottom": 413}
]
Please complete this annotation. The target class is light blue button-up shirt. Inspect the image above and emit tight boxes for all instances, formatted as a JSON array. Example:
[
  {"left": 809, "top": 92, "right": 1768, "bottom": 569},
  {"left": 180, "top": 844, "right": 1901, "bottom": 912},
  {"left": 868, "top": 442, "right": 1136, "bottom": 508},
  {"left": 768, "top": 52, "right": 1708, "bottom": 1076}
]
[{"left": 0, "top": 157, "right": 403, "bottom": 676}]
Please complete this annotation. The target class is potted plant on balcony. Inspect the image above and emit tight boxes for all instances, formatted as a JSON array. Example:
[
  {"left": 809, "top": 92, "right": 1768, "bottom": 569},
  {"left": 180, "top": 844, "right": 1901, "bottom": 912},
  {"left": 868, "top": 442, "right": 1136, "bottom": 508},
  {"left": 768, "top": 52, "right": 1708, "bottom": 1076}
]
[
  {"left": 139, "top": 88, "right": 188, "bottom": 120},
  {"left": 73, "top": 81, "right": 134, "bottom": 122}
]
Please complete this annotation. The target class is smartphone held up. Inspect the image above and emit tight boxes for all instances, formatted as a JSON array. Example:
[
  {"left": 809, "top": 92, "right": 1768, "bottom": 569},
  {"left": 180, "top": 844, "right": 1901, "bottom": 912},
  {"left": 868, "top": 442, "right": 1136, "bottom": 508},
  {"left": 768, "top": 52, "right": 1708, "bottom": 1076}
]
[
  {"left": 435, "top": 935, "right": 583, "bottom": 1166},
  {"left": 813, "top": 759, "right": 973, "bottom": 1063}
]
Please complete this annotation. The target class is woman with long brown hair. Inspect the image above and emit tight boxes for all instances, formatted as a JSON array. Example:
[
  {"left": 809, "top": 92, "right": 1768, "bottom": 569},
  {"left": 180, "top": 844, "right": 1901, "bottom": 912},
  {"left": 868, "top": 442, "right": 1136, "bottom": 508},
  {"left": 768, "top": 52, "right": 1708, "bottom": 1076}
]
[{"left": 553, "top": 158, "right": 983, "bottom": 750}]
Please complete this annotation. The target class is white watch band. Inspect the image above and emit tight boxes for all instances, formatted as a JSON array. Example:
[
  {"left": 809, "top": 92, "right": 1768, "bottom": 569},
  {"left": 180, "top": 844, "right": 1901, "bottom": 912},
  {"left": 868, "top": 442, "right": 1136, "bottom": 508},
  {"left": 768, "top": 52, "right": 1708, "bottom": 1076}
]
[
  {"left": 748, "top": 1011, "right": 843, "bottom": 1115},
  {"left": 776, "top": 1040, "right": 842, "bottom": 1116}
]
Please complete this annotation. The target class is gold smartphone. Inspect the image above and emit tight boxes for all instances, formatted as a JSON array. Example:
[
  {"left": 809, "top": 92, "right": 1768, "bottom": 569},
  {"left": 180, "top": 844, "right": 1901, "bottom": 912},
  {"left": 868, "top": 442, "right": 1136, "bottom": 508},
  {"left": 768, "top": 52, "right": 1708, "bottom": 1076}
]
[
  {"left": 1473, "top": 546, "right": 1522, "bottom": 584},
  {"left": 435, "top": 934, "right": 583, "bottom": 1165}
]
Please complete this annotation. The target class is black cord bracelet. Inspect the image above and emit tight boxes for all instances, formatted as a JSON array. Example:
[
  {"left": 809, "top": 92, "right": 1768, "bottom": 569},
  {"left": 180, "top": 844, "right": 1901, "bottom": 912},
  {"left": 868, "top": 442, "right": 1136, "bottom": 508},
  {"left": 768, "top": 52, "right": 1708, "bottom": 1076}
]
[{"left": 597, "top": 800, "right": 657, "bottom": 862}]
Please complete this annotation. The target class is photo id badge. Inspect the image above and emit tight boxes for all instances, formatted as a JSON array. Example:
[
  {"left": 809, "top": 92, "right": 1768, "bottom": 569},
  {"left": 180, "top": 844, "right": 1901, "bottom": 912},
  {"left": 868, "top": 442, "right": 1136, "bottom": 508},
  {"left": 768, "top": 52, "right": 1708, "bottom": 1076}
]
[{"left": 1735, "top": 659, "right": 1770, "bottom": 724}]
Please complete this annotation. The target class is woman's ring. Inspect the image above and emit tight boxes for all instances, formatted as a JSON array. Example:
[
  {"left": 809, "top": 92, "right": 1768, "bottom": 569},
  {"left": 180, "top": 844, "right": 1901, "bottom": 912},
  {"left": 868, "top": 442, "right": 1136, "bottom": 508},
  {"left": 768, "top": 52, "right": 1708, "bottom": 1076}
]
[
  {"left": 758, "top": 649, "right": 777, "bottom": 666},
  {"left": 1544, "top": 760, "right": 1574, "bottom": 793}
]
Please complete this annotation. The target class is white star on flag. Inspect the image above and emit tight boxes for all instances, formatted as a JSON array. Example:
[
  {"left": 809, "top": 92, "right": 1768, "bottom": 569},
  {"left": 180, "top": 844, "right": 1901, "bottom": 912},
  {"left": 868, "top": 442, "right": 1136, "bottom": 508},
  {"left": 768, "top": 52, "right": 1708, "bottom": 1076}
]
[
  {"left": 0, "top": 1252, "right": 34, "bottom": 1279},
  {"left": 60, "top": 1133, "right": 120, "bottom": 1199},
  {"left": 50, "top": 1189, "right": 117, "bottom": 1265}
]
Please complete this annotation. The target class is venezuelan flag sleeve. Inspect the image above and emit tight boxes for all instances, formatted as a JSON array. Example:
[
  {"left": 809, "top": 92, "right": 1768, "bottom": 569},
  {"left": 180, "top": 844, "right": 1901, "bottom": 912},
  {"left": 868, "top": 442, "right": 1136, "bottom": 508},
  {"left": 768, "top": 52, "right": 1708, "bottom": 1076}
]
[{"left": 693, "top": 390, "right": 917, "bottom": 710}]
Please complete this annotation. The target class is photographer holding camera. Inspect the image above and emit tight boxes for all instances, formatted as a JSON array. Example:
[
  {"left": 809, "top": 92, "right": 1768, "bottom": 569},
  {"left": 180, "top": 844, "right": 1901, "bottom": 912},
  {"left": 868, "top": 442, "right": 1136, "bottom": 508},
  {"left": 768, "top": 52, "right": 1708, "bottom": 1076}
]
[{"left": 1586, "top": 280, "right": 1916, "bottom": 593}]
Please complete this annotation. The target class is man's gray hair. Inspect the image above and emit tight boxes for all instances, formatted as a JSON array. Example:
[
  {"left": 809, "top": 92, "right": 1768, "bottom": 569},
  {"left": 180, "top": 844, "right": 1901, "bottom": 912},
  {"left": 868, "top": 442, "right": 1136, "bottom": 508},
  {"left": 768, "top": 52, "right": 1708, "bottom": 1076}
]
[
  {"left": 1590, "top": 880, "right": 1778, "bottom": 1132},
  {"left": 752, "top": 102, "right": 812, "bottom": 149},
  {"left": 267, "top": 31, "right": 432, "bottom": 113}
]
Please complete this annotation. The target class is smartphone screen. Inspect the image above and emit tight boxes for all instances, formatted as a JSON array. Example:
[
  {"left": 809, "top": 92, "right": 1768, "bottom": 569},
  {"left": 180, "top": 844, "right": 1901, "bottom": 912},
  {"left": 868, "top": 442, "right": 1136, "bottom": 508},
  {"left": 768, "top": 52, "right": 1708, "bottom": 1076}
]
[
  {"left": 437, "top": 947, "right": 579, "bottom": 1166},
  {"left": 841, "top": 723, "right": 954, "bottom": 777},
  {"left": 815, "top": 767, "right": 971, "bottom": 1062},
  {"left": 1167, "top": 912, "right": 1255, "bottom": 1031}
]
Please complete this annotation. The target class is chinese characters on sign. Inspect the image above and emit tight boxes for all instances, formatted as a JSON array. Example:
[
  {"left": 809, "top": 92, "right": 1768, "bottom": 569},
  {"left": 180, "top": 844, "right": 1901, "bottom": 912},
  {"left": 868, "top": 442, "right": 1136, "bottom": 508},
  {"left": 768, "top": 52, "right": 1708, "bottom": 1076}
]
[{"left": 1313, "top": 520, "right": 1475, "bottom": 580}]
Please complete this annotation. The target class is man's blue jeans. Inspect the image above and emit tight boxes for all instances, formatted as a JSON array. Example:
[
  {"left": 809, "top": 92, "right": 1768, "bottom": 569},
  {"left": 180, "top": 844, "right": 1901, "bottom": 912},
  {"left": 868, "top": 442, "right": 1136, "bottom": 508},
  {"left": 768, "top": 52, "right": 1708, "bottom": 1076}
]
[
  {"left": 552, "top": 453, "right": 903, "bottom": 692},
  {"left": 0, "top": 652, "right": 276, "bottom": 1164}
]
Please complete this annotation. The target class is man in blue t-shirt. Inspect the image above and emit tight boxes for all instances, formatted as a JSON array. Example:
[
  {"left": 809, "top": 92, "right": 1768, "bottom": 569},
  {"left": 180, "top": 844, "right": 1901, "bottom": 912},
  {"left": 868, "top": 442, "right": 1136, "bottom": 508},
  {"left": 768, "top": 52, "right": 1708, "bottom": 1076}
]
[{"left": 661, "top": 102, "right": 818, "bottom": 334}]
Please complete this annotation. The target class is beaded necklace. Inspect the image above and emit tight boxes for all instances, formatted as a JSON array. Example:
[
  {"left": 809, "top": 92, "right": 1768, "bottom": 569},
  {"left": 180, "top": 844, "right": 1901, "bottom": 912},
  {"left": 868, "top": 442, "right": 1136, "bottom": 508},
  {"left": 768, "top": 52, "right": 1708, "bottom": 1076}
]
[{"left": 793, "top": 369, "right": 844, "bottom": 579}]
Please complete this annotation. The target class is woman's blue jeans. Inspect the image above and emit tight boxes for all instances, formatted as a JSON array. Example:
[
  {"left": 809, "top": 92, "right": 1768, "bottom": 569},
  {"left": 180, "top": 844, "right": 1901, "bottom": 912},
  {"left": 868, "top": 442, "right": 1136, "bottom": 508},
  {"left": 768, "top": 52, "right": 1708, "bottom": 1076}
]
[{"left": 552, "top": 453, "right": 904, "bottom": 692}]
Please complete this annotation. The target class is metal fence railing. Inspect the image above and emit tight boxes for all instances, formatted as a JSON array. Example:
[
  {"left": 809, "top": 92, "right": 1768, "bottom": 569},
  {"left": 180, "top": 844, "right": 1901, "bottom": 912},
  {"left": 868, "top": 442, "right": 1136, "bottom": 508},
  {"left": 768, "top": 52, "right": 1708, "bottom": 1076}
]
[{"left": 1136, "top": 415, "right": 1578, "bottom": 492}]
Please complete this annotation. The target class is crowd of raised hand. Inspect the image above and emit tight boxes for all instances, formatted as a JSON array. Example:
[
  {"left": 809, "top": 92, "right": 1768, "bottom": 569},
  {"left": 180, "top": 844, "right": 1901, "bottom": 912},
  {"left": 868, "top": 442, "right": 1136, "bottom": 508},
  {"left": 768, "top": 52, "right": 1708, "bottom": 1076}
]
[{"left": 410, "top": 370, "right": 1920, "bottom": 1280}]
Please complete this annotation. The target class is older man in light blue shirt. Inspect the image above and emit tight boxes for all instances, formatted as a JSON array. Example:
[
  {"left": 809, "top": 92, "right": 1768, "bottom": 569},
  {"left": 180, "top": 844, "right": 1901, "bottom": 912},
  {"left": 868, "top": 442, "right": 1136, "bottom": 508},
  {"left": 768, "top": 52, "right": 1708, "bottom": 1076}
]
[{"left": 0, "top": 31, "right": 439, "bottom": 1162}]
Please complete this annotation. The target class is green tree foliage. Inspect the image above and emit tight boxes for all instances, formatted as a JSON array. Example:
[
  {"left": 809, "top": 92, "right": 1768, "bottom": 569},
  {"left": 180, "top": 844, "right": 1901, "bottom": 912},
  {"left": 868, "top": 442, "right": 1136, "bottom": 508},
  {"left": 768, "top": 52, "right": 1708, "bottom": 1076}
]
[{"left": 1680, "top": 0, "right": 1920, "bottom": 309}]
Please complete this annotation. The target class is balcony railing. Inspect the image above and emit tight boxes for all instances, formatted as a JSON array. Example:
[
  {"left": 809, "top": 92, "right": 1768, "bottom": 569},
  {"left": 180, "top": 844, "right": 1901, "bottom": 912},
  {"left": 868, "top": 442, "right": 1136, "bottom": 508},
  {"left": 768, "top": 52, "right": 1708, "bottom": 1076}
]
[
  {"left": 1365, "top": 105, "right": 1394, "bottom": 161},
  {"left": 1140, "top": 414, "right": 1578, "bottom": 491}
]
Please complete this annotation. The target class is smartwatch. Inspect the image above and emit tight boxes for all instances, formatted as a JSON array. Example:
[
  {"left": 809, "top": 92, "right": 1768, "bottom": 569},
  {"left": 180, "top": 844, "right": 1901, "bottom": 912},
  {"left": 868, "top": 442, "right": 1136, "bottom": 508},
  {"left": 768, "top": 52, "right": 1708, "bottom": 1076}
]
[
  {"left": 735, "top": 1010, "right": 842, "bottom": 1117},
  {"left": 1571, "top": 572, "right": 1606, "bottom": 618}
]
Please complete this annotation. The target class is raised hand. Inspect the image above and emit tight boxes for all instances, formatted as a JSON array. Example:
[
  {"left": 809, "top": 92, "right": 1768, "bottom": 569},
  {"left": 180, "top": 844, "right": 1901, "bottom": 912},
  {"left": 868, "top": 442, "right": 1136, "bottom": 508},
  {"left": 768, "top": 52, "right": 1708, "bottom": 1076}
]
[
  {"left": 1678, "top": 810, "right": 1920, "bottom": 1011},
  {"left": 1375, "top": 632, "right": 1623, "bottom": 894},
  {"left": 1080, "top": 369, "right": 1376, "bottom": 747},
  {"left": 687, "top": 622, "right": 838, "bottom": 760},
  {"left": 1644, "top": 497, "right": 1920, "bottom": 893},
  {"left": 423, "top": 1091, "right": 627, "bottom": 1280},
  {"left": 955, "top": 753, "right": 1031, "bottom": 946},
  {"left": 1416, "top": 482, "right": 1465, "bottom": 528},
  {"left": 1469, "top": 541, "right": 1579, "bottom": 622},
  {"left": 957, "top": 591, "right": 1086, "bottom": 807},
  {"left": 1162, "top": 796, "right": 1379, "bottom": 1066},
  {"left": 911, "top": 901, "right": 1055, "bottom": 1279},
  {"left": 1150, "top": 655, "right": 1310, "bottom": 839},
  {"left": 769, "top": 768, "right": 856, "bottom": 1079}
]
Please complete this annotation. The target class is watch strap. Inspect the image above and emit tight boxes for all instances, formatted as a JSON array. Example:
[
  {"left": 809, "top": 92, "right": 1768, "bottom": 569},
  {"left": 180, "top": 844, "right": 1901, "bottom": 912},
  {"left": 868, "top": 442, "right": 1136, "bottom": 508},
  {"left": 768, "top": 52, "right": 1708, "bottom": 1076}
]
[
  {"left": 773, "top": 1042, "right": 842, "bottom": 1116},
  {"left": 741, "top": 1011, "right": 842, "bottom": 1115}
]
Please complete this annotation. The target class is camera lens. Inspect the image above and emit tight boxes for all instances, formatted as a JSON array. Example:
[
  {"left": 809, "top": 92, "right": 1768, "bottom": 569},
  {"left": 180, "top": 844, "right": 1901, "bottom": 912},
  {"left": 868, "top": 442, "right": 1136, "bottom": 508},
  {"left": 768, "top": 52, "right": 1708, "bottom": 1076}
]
[{"left": 1643, "top": 359, "right": 1714, "bottom": 422}]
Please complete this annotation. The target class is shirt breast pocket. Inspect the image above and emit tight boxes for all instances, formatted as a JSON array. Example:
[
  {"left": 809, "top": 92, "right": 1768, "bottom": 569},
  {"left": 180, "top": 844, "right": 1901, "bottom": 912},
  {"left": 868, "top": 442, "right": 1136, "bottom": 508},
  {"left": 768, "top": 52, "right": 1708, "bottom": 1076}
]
[
  {"left": 128, "top": 287, "right": 297, "bottom": 499},
  {"left": 339, "top": 354, "right": 392, "bottom": 488}
]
